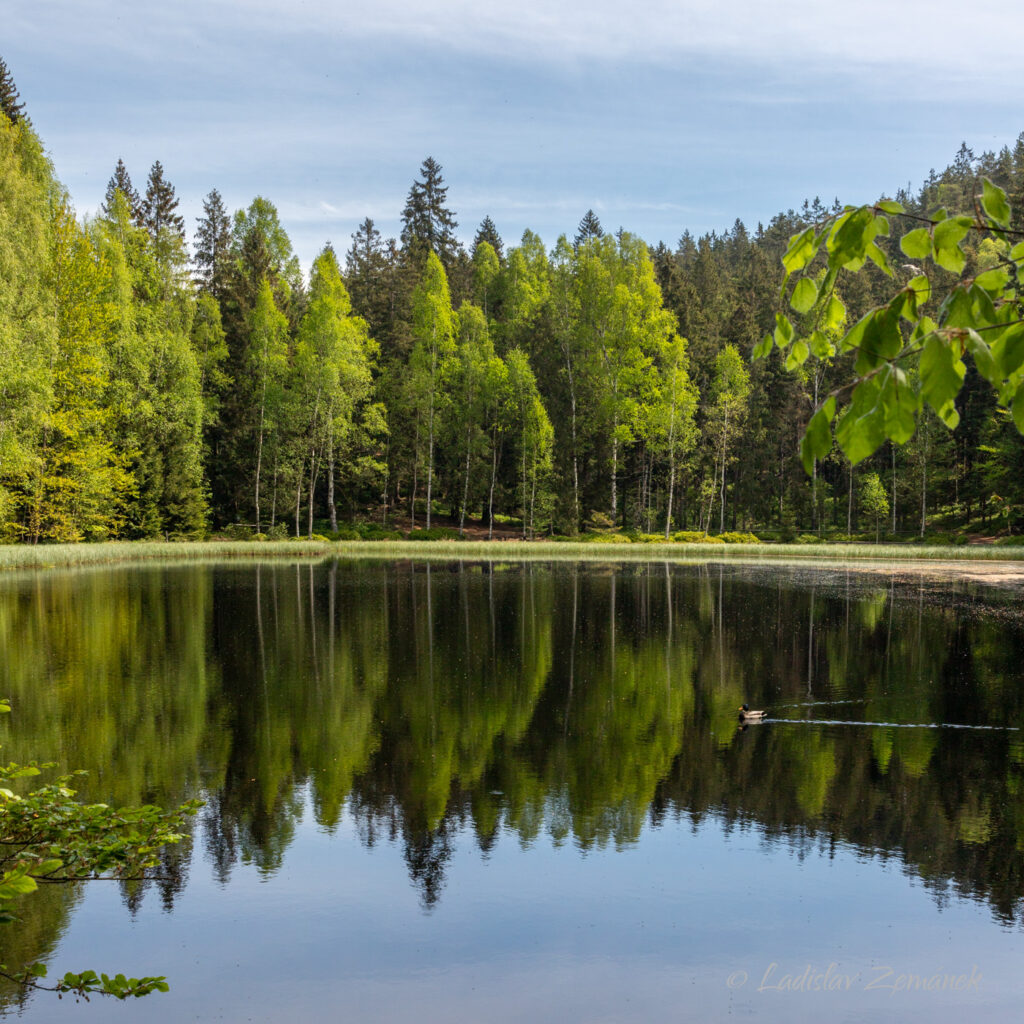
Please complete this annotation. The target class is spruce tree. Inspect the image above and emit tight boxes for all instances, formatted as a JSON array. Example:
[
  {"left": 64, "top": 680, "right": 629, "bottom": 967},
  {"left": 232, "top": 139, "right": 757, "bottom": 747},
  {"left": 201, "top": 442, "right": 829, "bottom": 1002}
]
[
  {"left": 0, "top": 56, "right": 26, "bottom": 124},
  {"left": 142, "top": 160, "right": 185, "bottom": 239},
  {"left": 473, "top": 216, "right": 504, "bottom": 261},
  {"left": 574, "top": 209, "right": 603, "bottom": 248},
  {"left": 400, "top": 156, "right": 460, "bottom": 267},
  {"left": 193, "top": 188, "right": 232, "bottom": 299},
  {"left": 101, "top": 158, "right": 143, "bottom": 223}
]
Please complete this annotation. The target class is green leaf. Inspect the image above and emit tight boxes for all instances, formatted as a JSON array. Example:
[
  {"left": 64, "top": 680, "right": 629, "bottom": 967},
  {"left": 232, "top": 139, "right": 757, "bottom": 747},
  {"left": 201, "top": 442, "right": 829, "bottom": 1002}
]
[
  {"left": 905, "top": 275, "right": 931, "bottom": 318},
  {"left": 774, "top": 312, "right": 794, "bottom": 349},
  {"left": 966, "top": 330, "right": 1001, "bottom": 387},
  {"left": 0, "top": 870, "right": 38, "bottom": 898},
  {"left": 809, "top": 330, "right": 834, "bottom": 358},
  {"left": 29, "top": 859, "right": 63, "bottom": 877},
  {"left": 993, "top": 322, "right": 1024, "bottom": 377},
  {"left": 1014, "top": 390, "right": 1024, "bottom": 434},
  {"left": 782, "top": 227, "right": 818, "bottom": 276},
  {"left": 866, "top": 241, "right": 894, "bottom": 277},
  {"left": 900, "top": 228, "right": 931, "bottom": 259},
  {"left": 934, "top": 243, "right": 966, "bottom": 275},
  {"left": 790, "top": 277, "right": 819, "bottom": 313},
  {"left": 840, "top": 311, "right": 872, "bottom": 354},
  {"left": 920, "top": 335, "right": 965, "bottom": 427},
  {"left": 880, "top": 368, "right": 918, "bottom": 444},
  {"left": 981, "top": 179, "right": 1011, "bottom": 229},
  {"left": 854, "top": 308, "right": 902, "bottom": 376},
  {"left": 933, "top": 216, "right": 971, "bottom": 275},
  {"left": 940, "top": 286, "right": 974, "bottom": 328},
  {"left": 825, "top": 293, "right": 846, "bottom": 331},
  {"left": 829, "top": 207, "right": 876, "bottom": 269},
  {"left": 836, "top": 379, "right": 886, "bottom": 464},
  {"left": 752, "top": 333, "right": 773, "bottom": 360},
  {"left": 785, "top": 339, "right": 809, "bottom": 370},
  {"left": 801, "top": 397, "right": 836, "bottom": 475},
  {"left": 876, "top": 199, "right": 905, "bottom": 214},
  {"left": 1011, "top": 241, "right": 1024, "bottom": 262},
  {"left": 974, "top": 267, "right": 1008, "bottom": 292}
]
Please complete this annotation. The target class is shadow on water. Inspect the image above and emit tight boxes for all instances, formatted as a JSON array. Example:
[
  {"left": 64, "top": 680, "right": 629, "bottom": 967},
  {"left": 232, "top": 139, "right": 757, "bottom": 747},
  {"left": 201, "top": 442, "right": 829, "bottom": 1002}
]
[{"left": 3, "top": 556, "right": 1024, "bottom": 992}]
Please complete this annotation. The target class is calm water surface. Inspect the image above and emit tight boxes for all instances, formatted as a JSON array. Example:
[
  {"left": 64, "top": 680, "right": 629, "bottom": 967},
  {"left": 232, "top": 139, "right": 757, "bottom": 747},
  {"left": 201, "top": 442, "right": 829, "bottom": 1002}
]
[{"left": 3, "top": 559, "right": 1024, "bottom": 1022}]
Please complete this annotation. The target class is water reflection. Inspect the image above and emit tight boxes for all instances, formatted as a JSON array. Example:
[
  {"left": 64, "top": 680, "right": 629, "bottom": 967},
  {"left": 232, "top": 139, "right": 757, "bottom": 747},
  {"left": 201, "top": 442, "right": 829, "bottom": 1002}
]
[{"left": 2, "top": 559, "right": 1024, "bottom": 981}]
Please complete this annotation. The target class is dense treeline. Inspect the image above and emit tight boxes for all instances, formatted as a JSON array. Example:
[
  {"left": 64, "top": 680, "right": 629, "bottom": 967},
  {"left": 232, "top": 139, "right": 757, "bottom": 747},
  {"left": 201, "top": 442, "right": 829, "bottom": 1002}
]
[{"left": 2, "top": 58, "right": 1022, "bottom": 540}]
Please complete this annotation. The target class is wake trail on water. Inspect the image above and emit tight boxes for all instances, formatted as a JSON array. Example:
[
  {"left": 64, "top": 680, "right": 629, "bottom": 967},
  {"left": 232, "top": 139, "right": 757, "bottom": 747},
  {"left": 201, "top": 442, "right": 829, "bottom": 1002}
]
[
  {"left": 767, "top": 718, "right": 1018, "bottom": 731},
  {"left": 771, "top": 700, "right": 869, "bottom": 710}
]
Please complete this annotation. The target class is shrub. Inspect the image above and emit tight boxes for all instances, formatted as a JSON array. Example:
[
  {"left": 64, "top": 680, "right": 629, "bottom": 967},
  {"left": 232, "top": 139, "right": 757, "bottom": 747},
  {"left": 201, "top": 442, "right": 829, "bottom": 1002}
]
[
  {"left": 221, "top": 523, "right": 254, "bottom": 541},
  {"left": 673, "top": 531, "right": 723, "bottom": 544},
  {"left": 356, "top": 525, "right": 404, "bottom": 541},
  {"left": 328, "top": 528, "right": 361, "bottom": 541},
  {"left": 408, "top": 527, "right": 460, "bottom": 541},
  {"left": 581, "top": 532, "right": 631, "bottom": 543},
  {"left": 718, "top": 531, "right": 761, "bottom": 544}
]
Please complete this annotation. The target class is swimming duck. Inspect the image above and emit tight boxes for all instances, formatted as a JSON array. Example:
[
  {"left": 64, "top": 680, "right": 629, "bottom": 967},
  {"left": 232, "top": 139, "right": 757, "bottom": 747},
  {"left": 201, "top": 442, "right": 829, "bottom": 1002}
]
[{"left": 738, "top": 703, "right": 768, "bottom": 721}]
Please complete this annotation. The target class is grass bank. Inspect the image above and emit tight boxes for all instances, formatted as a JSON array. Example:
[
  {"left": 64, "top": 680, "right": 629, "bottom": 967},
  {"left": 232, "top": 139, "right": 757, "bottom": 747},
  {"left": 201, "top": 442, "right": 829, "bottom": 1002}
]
[{"left": 2, "top": 538, "right": 1024, "bottom": 572}]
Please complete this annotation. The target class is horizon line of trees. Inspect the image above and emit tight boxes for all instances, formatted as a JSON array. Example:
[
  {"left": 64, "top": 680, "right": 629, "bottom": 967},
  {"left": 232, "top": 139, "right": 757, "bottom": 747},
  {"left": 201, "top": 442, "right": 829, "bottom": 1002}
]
[{"left": 2, "top": 55, "right": 1022, "bottom": 542}]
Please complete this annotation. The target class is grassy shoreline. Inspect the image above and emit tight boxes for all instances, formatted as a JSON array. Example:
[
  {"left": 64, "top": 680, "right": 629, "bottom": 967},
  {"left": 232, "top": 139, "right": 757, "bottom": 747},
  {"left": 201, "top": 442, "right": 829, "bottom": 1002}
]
[{"left": 2, "top": 538, "right": 1024, "bottom": 572}]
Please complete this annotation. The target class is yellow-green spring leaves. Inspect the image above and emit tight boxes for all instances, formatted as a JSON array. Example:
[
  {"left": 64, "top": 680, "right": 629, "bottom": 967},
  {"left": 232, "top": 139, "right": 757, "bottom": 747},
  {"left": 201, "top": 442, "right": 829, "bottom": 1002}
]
[{"left": 762, "top": 177, "right": 1024, "bottom": 474}]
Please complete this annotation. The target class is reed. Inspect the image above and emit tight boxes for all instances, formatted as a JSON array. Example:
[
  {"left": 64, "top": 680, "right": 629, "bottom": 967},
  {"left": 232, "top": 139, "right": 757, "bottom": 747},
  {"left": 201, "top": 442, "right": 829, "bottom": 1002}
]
[{"left": 0, "top": 538, "right": 1022, "bottom": 572}]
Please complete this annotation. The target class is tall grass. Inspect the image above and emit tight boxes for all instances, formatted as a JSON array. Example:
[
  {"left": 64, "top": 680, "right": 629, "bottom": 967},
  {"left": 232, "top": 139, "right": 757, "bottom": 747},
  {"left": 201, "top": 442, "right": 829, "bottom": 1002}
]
[
  {"left": 0, "top": 540, "right": 335, "bottom": 571},
  {"left": 1, "top": 538, "right": 1022, "bottom": 572}
]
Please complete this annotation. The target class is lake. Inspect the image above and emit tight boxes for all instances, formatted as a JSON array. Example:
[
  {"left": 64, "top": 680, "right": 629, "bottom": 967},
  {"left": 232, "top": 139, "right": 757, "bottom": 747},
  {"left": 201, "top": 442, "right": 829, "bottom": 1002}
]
[{"left": 2, "top": 557, "right": 1024, "bottom": 1022}]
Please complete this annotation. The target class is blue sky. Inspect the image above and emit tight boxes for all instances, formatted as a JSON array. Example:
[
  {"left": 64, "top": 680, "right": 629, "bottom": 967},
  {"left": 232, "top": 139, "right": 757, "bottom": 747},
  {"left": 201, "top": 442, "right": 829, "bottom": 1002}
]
[{"left": 6, "top": 0, "right": 1023, "bottom": 268}]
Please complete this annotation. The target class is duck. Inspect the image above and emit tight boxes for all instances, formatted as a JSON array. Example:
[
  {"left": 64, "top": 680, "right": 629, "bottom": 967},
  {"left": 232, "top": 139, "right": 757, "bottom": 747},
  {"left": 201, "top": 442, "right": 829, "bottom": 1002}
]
[{"left": 738, "top": 703, "right": 768, "bottom": 721}]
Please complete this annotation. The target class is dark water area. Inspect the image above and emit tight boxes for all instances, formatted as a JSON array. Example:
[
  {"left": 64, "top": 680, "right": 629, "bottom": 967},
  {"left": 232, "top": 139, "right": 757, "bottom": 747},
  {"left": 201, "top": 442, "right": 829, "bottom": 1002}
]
[{"left": 2, "top": 559, "right": 1024, "bottom": 1021}]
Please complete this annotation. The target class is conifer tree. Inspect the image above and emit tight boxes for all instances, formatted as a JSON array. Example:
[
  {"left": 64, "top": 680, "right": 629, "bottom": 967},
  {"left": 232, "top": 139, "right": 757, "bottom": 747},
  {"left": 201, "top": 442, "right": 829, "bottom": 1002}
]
[
  {"left": 473, "top": 216, "right": 504, "bottom": 261},
  {"left": 101, "top": 158, "right": 143, "bottom": 223},
  {"left": 401, "top": 157, "right": 459, "bottom": 267},
  {"left": 0, "top": 57, "right": 26, "bottom": 125},
  {"left": 193, "top": 188, "right": 232, "bottom": 299},
  {"left": 142, "top": 160, "right": 185, "bottom": 240},
  {"left": 574, "top": 209, "right": 603, "bottom": 248},
  {"left": 345, "top": 217, "right": 390, "bottom": 336}
]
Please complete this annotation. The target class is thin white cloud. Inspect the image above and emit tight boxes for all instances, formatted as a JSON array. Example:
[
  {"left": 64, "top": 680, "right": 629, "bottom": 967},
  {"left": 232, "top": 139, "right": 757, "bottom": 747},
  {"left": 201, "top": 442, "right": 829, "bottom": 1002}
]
[
  {"left": 211, "top": 0, "right": 1018, "bottom": 77},
  {"left": 12, "top": 0, "right": 1021, "bottom": 80}
]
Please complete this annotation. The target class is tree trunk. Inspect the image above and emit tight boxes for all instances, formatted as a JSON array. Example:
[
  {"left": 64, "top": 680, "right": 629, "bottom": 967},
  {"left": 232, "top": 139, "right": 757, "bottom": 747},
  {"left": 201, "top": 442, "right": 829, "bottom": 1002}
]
[
  {"left": 307, "top": 443, "right": 319, "bottom": 538},
  {"left": 920, "top": 435, "right": 928, "bottom": 538},
  {"left": 460, "top": 427, "right": 471, "bottom": 536},
  {"left": 847, "top": 464, "right": 853, "bottom": 534},
  {"left": 487, "top": 429, "right": 499, "bottom": 540},
  {"left": 426, "top": 338, "right": 436, "bottom": 529},
  {"left": 254, "top": 385, "right": 266, "bottom": 533},
  {"left": 327, "top": 417, "right": 337, "bottom": 533},
  {"left": 665, "top": 459, "right": 676, "bottom": 540},
  {"left": 719, "top": 409, "right": 729, "bottom": 534},
  {"left": 611, "top": 430, "right": 619, "bottom": 525}
]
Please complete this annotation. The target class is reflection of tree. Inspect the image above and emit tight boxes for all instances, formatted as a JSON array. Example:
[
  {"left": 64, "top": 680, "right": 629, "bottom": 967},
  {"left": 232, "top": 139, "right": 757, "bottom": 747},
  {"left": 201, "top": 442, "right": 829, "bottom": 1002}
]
[{"left": 3, "top": 560, "right": 1024, "bottom": 940}]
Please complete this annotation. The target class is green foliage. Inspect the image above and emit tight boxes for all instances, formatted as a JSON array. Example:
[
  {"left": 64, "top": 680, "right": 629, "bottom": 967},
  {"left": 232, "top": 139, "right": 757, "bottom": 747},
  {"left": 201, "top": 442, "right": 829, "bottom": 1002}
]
[
  {"left": 717, "top": 531, "right": 761, "bottom": 544},
  {"left": 762, "top": 177, "right": 1024, "bottom": 473},
  {"left": 0, "top": 701, "right": 199, "bottom": 1001},
  {"left": 673, "top": 530, "right": 720, "bottom": 543},
  {"left": 407, "top": 526, "right": 460, "bottom": 541}
]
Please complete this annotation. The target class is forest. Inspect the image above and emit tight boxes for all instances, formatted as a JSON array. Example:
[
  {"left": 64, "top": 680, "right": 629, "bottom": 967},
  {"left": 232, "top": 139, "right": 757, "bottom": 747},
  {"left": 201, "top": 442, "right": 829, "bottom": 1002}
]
[{"left": 2, "top": 56, "right": 1023, "bottom": 543}]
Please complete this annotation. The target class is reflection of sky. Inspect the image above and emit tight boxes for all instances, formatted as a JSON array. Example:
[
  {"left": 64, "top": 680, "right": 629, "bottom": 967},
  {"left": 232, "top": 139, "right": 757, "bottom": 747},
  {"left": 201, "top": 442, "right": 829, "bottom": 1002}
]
[
  {"left": 42, "top": 794, "right": 1024, "bottom": 1023},
  {"left": 6, "top": 1, "right": 1023, "bottom": 268}
]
